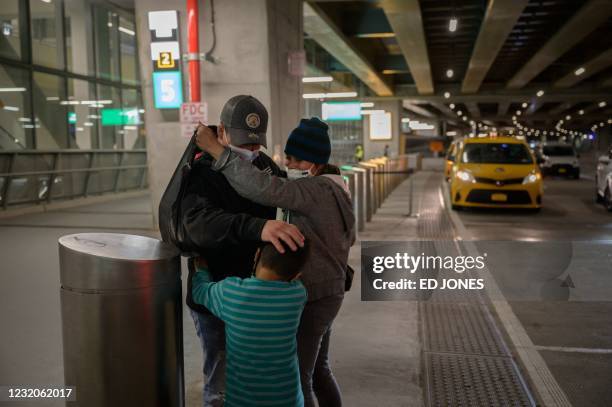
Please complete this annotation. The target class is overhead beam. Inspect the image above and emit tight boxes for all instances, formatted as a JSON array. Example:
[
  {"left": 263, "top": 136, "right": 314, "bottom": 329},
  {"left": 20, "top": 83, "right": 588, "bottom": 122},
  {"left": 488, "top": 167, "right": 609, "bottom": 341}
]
[
  {"left": 554, "top": 48, "right": 612, "bottom": 88},
  {"left": 525, "top": 100, "right": 545, "bottom": 115},
  {"left": 402, "top": 102, "right": 436, "bottom": 119},
  {"left": 304, "top": 64, "right": 353, "bottom": 93},
  {"left": 548, "top": 102, "right": 575, "bottom": 116},
  {"left": 303, "top": 2, "right": 393, "bottom": 96},
  {"left": 430, "top": 102, "right": 457, "bottom": 119},
  {"left": 462, "top": 0, "right": 528, "bottom": 93},
  {"left": 466, "top": 102, "right": 481, "bottom": 118},
  {"left": 380, "top": 0, "right": 434, "bottom": 94},
  {"left": 507, "top": 0, "right": 612, "bottom": 89},
  {"left": 364, "top": 83, "right": 612, "bottom": 103},
  {"left": 429, "top": 102, "right": 460, "bottom": 126},
  {"left": 497, "top": 101, "right": 510, "bottom": 116},
  {"left": 474, "top": 110, "right": 612, "bottom": 123}
]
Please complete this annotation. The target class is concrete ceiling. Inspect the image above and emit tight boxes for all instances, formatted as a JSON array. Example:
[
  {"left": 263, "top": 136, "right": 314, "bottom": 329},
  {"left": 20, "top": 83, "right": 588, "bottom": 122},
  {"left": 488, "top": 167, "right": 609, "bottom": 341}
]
[
  {"left": 304, "top": 0, "right": 612, "bottom": 129},
  {"left": 507, "top": 0, "right": 612, "bottom": 89},
  {"left": 303, "top": 2, "right": 393, "bottom": 96},
  {"left": 554, "top": 48, "right": 612, "bottom": 88}
]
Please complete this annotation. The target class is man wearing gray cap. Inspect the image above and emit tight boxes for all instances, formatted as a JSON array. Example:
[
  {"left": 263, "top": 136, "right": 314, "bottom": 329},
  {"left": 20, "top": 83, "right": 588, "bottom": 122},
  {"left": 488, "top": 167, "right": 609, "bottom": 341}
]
[{"left": 180, "top": 95, "right": 304, "bottom": 406}]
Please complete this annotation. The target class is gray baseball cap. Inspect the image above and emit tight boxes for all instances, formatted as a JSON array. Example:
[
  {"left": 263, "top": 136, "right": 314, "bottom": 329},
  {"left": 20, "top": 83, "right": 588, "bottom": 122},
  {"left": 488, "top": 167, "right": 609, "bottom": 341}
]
[{"left": 220, "top": 95, "right": 268, "bottom": 147}]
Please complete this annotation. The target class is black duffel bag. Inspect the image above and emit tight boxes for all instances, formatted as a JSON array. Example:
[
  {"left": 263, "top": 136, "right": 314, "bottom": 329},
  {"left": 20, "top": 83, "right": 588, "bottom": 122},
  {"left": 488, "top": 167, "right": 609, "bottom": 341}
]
[{"left": 158, "top": 126, "right": 215, "bottom": 254}]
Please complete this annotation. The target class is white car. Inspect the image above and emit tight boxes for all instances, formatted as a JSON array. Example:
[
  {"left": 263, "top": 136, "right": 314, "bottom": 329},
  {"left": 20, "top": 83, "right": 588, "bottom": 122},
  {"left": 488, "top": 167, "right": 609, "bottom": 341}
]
[
  {"left": 539, "top": 143, "right": 580, "bottom": 178},
  {"left": 596, "top": 148, "right": 612, "bottom": 211}
]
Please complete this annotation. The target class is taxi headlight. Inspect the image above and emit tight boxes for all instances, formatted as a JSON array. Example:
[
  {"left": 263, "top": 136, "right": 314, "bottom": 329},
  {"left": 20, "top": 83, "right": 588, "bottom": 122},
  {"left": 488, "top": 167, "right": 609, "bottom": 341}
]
[
  {"left": 456, "top": 170, "right": 475, "bottom": 183},
  {"left": 522, "top": 171, "right": 540, "bottom": 184}
]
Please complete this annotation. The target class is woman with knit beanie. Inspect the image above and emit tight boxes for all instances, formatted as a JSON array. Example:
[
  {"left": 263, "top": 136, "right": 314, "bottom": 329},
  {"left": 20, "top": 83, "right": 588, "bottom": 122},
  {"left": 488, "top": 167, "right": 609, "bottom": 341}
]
[{"left": 195, "top": 117, "right": 355, "bottom": 407}]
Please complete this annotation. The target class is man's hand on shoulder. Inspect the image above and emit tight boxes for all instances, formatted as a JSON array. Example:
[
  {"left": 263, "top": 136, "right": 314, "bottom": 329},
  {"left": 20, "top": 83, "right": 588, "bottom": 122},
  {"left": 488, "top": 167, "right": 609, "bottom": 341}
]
[{"left": 261, "top": 220, "right": 305, "bottom": 253}]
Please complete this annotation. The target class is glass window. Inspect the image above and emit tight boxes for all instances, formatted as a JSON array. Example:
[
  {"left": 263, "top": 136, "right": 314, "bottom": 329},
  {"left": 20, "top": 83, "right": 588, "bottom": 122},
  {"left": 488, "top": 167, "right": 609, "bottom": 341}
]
[
  {"left": 0, "top": 64, "right": 31, "bottom": 149},
  {"left": 121, "top": 88, "right": 144, "bottom": 149},
  {"left": 0, "top": 0, "right": 22, "bottom": 60},
  {"left": 30, "top": 0, "right": 64, "bottom": 69},
  {"left": 542, "top": 145, "right": 575, "bottom": 157},
  {"left": 93, "top": 5, "right": 120, "bottom": 81},
  {"left": 97, "top": 84, "right": 121, "bottom": 148},
  {"left": 119, "top": 15, "right": 139, "bottom": 85},
  {"left": 33, "top": 72, "right": 67, "bottom": 149},
  {"left": 64, "top": 0, "right": 95, "bottom": 76},
  {"left": 462, "top": 143, "right": 533, "bottom": 164},
  {"left": 67, "top": 78, "right": 98, "bottom": 149}
]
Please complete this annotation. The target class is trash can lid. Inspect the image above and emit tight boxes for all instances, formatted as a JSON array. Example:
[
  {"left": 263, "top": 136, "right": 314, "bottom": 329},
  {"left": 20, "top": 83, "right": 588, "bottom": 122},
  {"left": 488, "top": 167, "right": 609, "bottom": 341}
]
[
  {"left": 59, "top": 233, "right": 178, "bottom": 261},
  {"left": 59, "top": 233, "right": 181, "bottom": 291}
]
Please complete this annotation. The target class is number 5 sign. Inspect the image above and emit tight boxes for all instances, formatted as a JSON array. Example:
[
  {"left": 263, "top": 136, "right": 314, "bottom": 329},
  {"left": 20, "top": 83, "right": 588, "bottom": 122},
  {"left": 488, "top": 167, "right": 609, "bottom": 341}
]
[{"left": 153, "top": 71, "right": 183, "bottom": 109}]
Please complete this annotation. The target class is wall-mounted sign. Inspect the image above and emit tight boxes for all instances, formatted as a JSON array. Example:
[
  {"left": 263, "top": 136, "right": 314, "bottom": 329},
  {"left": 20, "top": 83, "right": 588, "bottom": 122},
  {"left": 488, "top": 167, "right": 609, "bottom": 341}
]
[
  {"left": 153, "top": 72, "right": 183, "bottom": 109},
  {"left": 322, "top": 102, "right": 362, "bottom": 121},
  {"left": 180, "top": 102, "right": 208, "bottom": 138},
  {"left": 148, "top": 10, "right": 182, "bottom": 109},
  {"left": 369, "top": 112, "right": 392, "bottom": 140},
  {"left": 157, "top": 51, "right": 175, "bottom": 69}
]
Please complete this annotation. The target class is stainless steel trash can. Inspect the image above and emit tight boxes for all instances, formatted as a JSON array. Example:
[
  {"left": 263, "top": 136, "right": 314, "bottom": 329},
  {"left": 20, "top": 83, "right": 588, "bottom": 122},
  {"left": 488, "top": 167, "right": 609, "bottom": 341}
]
[{"left": 59, "top": 233, "right": 183, "bottom": 407}]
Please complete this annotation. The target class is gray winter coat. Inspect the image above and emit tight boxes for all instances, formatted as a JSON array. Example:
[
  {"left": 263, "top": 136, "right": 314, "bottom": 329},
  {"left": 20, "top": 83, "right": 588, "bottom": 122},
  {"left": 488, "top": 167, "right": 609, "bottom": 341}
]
[{"left": 212, "top": 148, "right": 356, "bottom": 301}]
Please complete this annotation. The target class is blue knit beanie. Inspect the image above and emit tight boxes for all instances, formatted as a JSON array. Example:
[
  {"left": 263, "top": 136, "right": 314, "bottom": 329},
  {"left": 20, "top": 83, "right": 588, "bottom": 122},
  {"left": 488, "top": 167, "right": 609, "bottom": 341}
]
[{"left": 284, "top": 117, "right": 331, "bottom": 164}]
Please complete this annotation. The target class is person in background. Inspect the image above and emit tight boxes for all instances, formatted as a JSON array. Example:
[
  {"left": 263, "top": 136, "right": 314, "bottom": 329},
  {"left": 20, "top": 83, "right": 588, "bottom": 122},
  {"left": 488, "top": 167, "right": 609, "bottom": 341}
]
[
  {"left": 355, "top": 144, "right": 364, "bottom": 162},
  {"left": 191, "top": 242, "right": 308, "bottom": 407},
  {"left": 181, "top": 95, "right": 304, "bottom": 407},
  {"left": 384, "top": 144, "right": 389, "bottom": 157},
  {"left": 195, "top": 117, "right": 355, "bottom": 407}
]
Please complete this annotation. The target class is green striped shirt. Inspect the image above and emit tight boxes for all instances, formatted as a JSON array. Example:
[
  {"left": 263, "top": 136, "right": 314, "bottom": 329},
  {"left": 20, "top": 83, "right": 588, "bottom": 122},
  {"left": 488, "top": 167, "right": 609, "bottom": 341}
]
[{"left": 192, "top": 268, "right": 307, "bottom": 407}]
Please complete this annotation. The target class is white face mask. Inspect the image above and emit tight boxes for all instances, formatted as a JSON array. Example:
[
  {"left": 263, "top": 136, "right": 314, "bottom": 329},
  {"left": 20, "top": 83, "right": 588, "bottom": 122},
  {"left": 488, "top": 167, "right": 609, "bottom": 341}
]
[
  {"left": 229, "top": 144, "right": 259, "bottom": 162},
  {"left": 286, "top": 167, "right": 312, "bottom": 180}
]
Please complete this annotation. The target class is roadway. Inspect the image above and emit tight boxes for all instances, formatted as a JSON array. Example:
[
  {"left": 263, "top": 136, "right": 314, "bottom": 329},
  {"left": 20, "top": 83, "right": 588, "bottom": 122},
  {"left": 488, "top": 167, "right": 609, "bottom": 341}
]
[{"left": 451, "top": 159, "right": 612, "bottom": 406}]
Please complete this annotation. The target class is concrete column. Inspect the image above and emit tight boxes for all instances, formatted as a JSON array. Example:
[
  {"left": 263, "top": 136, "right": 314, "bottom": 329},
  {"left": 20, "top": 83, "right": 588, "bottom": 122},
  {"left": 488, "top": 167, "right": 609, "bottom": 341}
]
[
  {"left": 362, "top": 100, "right": 401, "bottom": 159},
  {"left": 134, "top": 0, "right": 303, "bottom": 226}
]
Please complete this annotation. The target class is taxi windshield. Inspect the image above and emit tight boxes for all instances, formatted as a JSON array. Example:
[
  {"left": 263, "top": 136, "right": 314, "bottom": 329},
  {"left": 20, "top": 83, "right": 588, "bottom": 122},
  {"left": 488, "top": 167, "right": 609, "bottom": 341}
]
[
  {"left": 542, "top": 145, "right": 574, "bottom": 156},
  {"left": 462, "top": 143, "right": 533, "bottom": 164}
]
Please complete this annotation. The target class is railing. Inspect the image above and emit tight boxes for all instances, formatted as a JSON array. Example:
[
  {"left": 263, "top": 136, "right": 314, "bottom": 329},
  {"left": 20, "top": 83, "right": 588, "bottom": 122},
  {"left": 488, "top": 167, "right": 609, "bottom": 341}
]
[
  {"left": 0, "top": 149, "right": 148, "bottom": 209},
  {"left": 340, "top": 153, "right": 422, "bottom": 233}
]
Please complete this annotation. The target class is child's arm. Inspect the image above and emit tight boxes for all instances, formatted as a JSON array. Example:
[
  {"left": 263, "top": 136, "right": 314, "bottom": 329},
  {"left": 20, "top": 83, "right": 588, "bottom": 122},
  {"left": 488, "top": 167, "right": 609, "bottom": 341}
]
[{"left": 191, "top": 267, "right": 226, "bottom": 319}]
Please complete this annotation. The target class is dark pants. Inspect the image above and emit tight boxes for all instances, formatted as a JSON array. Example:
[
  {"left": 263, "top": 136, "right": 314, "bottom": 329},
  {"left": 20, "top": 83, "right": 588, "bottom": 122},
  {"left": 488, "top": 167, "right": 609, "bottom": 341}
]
[{"left": 297, "top": 294, "right": 344, "bottom": 407}]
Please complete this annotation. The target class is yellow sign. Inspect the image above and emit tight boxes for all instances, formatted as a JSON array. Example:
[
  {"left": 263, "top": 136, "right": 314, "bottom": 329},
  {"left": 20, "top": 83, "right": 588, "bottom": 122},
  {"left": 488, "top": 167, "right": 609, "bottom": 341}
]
[{"left": 157, "top": 51, "right": 175, "bottom": 69}]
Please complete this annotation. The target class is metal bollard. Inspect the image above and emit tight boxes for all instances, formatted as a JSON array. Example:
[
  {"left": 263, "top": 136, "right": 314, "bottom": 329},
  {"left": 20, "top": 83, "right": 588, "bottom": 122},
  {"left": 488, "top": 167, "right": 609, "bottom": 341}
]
[
  {"left": 340, "top": 171, "right": 358, "bottom": 232},
  {"left": 357, "top": 164, "right": 374, "bottom": 221},
  {"left": 350, "top": 167, "right": 367, "bottom": 231},
  {"left": 59, "top": 233, "right": 183, "bottom": 407},
  {"left": 359, "top": 163, "right": 378, "bottom": 214}
]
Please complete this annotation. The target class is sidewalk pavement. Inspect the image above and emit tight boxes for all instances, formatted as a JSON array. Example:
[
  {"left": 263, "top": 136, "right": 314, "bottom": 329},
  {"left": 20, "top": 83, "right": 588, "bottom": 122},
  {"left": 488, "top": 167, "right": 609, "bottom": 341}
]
[
  {"left": 0, "top": 160, "right": 443, "bottom": 407},
  {"left": 330, "top": 160, "right": 443, "bottom": 407}
]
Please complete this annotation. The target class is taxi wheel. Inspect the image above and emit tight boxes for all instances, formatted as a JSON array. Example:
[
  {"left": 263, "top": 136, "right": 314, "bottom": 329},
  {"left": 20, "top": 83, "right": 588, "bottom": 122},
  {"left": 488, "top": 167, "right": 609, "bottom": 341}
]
[
  {"left": 605, "top": 187, "right": 612, "bottom": 212},
  {"left": 451, "top": 204, "right": 462, "bottom": 211},
  {"left": 596, "top": 188, "right": 604, "bottom": 203}
]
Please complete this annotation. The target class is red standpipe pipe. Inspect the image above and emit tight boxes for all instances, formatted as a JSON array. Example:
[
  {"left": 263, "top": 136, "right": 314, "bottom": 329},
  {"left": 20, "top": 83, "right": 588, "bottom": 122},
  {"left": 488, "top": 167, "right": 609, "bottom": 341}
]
[{"left": 187, "top": 0, "right": 201, "bottom": 102}]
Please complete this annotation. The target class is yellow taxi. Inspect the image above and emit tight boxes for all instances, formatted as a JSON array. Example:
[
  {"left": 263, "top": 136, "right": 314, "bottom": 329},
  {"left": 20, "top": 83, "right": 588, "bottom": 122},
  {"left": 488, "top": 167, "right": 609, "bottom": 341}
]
[
  {"left": 450, "top": 136, "right": 543, "bottom": 211},
  {"left": 445, "top": 139, "right": 462, "bottom": 181}
]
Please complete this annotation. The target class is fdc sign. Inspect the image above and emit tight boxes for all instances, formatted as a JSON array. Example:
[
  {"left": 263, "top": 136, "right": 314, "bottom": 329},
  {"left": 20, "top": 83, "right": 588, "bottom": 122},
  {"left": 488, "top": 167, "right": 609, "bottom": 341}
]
[{"left": 181, "top": 102, "right": 208, "bottom": 138}]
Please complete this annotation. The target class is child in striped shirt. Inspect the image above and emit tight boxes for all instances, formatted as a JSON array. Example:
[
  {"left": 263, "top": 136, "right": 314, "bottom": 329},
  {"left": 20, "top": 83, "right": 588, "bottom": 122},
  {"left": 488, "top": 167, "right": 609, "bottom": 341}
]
[{"left": 192, "top": 242, "right": 308, "bottom": 407}]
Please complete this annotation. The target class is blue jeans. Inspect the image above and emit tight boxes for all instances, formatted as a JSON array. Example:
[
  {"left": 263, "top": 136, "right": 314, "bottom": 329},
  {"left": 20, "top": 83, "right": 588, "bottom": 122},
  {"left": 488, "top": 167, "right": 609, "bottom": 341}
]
[{"left": 190, "top": 309, "right": 226, "bottom": 407}]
